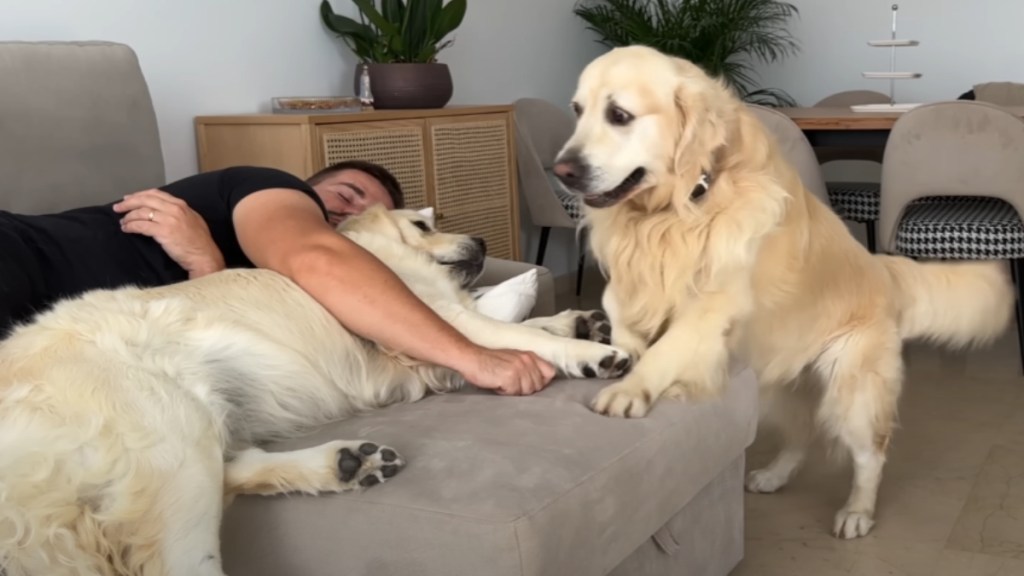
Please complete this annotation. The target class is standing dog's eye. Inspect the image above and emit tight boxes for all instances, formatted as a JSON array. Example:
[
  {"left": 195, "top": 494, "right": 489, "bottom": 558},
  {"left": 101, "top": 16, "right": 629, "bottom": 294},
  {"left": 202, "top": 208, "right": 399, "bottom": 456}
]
[
  {"left": 412, "top": 221, "right": 431, "bottom": 233},
  {"left": 606, "top": 105, "right": 634, "bottom": 126},
  {"left": 570, "top": 102, "right": 583, "bottom": 117}
]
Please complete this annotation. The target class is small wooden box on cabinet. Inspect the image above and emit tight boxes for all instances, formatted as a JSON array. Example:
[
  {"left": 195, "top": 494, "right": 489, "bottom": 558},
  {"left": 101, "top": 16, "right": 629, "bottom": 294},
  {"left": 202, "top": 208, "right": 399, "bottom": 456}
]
[{"left": 194, "top": 105, "right": 521, "bottom": 261}]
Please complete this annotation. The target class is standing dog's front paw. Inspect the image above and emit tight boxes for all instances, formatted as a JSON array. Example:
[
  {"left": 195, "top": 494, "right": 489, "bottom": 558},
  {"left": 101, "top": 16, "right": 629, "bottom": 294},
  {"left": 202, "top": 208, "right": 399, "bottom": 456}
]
[
  {"left": 590, "top": 380, "right": 652, "bottom": 418},
  {"left": 335, "top": 441, "right": 405, "bottom": 490}
]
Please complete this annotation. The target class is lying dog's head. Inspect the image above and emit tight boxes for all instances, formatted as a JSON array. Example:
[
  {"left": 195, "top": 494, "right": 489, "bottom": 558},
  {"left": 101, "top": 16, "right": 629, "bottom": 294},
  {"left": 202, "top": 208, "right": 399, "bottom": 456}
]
[
  {"left": 339, "top": 205, "right": 487, "bottom": 288},
  {"left": 553, "top": 45, "right": 737, "bottom": 210}
]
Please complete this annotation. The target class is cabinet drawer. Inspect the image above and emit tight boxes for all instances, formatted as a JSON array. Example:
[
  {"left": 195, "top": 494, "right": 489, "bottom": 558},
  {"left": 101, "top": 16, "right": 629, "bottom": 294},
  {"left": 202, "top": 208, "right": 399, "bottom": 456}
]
[{"left": 427, "top": 114, "right": 516, "bottom": 260}]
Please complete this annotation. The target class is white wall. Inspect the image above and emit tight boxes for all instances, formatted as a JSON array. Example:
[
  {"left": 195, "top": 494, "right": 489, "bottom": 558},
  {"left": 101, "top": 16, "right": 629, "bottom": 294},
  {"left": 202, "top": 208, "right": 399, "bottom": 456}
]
[
  {"left": 0, "top": 0, "right": 602, "bottom": 277},
  {"left": 753, "top": 0, "right": 1024, "bottom": 107}
]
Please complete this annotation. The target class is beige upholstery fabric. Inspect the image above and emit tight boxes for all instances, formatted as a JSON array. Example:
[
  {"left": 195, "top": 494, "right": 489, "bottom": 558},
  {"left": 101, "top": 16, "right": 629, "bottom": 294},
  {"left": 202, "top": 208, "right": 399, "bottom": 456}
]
[
  {"left": 812, "top": 90, "right": 890, "bottom": 164},
  {"left": 972, "top": 82, "right": 1024, "bottom": 106},
  {"left": 747, "top": 104, "right": 831, "bottom": 206},
  {"left": 513, "top": 98, "right": 578, "bottom": 229},
  {"left": 220, "top": 365, "right": 759, "bottom": 576},
  {"left": 0, "top": 41, "right": 165, "bottom": 214},
  {"left": 878, "top": 100, "right": 1024, "bottom": 253}
]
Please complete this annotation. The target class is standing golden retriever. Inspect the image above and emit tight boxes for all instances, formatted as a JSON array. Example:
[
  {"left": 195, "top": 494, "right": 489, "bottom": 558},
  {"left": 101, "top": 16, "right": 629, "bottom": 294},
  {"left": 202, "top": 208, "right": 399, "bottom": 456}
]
[{"left": 553, "top": 45, "right": 1016, "bottom": 538}]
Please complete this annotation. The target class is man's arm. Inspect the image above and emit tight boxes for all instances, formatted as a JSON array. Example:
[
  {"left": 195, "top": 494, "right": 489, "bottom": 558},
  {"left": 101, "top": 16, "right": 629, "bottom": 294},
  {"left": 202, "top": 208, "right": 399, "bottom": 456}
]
[{"left": 231, "top": 187, "right": 555, "bottom": 395}]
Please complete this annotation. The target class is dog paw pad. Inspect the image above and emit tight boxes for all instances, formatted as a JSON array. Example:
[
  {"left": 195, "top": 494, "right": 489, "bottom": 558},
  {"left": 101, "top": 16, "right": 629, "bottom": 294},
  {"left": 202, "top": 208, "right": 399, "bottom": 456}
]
[{"left": 335, "top": 441, "right": 405, "bottom": 489}]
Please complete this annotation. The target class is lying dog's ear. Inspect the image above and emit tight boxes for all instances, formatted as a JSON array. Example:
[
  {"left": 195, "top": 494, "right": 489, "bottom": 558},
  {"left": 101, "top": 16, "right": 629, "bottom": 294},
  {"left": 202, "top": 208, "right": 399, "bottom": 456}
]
[{"left": 671, "top": 61, "right": 730, "bottom": 178}]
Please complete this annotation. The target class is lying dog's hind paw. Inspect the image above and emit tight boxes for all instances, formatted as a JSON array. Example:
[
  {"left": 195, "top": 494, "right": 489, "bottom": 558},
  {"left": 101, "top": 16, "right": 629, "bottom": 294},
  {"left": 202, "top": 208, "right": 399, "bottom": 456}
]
[{"left": 336, "top": 441, "right": 405, "bottom": 490}]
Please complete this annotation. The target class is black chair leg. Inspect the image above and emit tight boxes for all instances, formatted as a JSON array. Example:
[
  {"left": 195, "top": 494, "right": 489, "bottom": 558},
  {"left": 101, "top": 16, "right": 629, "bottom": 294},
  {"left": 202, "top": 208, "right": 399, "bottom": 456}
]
[
  {"left": 865, "top": 221, "right": 877, "bottom": 253},
  {"left": 576, "top": 228, "right": 587, "bottom": 296},
  {"left": 1011, "top": 259, "right": 1024, "bottom": 375},
  {"left": 535, "top": 227, "right": 550, "bottom": 266}
]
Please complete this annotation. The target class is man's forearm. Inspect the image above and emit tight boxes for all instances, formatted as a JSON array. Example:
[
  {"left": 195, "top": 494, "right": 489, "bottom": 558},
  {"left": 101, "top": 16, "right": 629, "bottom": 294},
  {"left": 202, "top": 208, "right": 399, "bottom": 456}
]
[{"left": 285, "top": 241, "right": 480, "bottom": 373}]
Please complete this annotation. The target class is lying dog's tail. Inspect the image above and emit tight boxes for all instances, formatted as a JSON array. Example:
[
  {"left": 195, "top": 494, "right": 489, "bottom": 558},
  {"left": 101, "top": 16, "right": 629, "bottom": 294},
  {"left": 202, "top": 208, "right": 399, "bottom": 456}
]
[{"left": 880, "top": 255, "right": 1016, "bottom": 348}]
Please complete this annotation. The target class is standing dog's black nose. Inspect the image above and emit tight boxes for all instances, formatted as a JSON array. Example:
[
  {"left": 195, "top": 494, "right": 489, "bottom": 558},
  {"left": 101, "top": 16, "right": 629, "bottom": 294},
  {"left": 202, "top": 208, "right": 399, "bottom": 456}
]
[
  {"left": 473, "top": 236, "right": 487, "bottom": 255},
  {"left": 553, "top": 152, "right": 588, "bottom": 190}
]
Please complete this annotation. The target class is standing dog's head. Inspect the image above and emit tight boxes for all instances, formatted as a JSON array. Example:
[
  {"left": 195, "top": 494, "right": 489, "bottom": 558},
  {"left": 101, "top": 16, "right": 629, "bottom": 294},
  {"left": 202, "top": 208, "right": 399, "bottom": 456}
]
[
  {"left": 338, "top": 205, "right": 487, "bottom": 288},
  {"left": 553, "top": 45, "right": 740, "bottom": 211}
]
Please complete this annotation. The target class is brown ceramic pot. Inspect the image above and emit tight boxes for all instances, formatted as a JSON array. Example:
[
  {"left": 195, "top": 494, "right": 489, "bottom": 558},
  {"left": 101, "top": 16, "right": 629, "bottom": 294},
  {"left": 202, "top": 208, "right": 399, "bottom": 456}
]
[{"left": 357, "top": 62, "right": 453, "bottom": 109}]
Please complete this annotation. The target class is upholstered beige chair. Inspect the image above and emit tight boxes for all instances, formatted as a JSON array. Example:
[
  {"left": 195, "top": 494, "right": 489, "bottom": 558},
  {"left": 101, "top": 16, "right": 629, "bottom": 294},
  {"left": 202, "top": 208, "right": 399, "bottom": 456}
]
[
  {"left": 812, "top": 90, "right": 891, "bottom": 251},
  {"left": 513, "top": 97, "right": 588, "bottom": 294},
  {"left": 878, "top": 100, "right": 1024, "bottom": 365},
  {"left": 747, "top": 104, "right": 831, "bottom": 207}
]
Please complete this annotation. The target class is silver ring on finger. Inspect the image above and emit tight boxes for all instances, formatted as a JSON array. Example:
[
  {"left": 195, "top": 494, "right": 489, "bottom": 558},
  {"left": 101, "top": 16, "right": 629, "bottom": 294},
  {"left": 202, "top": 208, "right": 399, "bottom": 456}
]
[{"left": 148, "top": 211, "right": 155, "bottom": 222}]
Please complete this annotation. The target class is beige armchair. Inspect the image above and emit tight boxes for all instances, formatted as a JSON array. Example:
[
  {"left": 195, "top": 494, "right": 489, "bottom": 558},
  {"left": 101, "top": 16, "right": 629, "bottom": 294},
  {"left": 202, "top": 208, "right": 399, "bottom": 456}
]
[
  {"left": 747, "top": 104, "right": 831, "bottom": 207},
  {"left": 812, "top": 90, "right": 891, "bottom": 252},
  {"left": 513, "top": 97, "right": 589, "bottom": 295},
  {"left": 877, "top": 100, "right": 1024, "bottom": 365}
]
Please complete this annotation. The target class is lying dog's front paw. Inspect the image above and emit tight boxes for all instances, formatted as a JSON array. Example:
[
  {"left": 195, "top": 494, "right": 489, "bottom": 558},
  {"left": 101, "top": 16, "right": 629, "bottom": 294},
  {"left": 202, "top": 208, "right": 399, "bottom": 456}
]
[
  {"left": 590, "top": 380, "right": 651, "bottom": 418},
  {"left": 573, "top": 310, "right": 612, "bottom": 344},
  {"left": 564, "top": 342, "right": 631, "bottom": 379},
  {"left": 336, "top": 441, "right": 405, "bottom": 490}
]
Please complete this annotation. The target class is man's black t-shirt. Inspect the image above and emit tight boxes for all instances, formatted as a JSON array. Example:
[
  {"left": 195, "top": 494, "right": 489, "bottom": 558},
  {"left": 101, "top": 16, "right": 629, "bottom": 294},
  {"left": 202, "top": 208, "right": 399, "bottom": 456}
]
[{"left": 0, "top": 166, "right": 328, "bottom": 304}]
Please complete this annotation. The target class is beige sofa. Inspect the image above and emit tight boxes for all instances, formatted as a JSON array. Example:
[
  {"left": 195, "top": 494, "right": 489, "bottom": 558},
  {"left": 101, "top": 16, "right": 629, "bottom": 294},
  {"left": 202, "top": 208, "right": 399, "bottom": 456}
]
[{"left": 0, "top": 40, "right": 758, "bottom": 576}]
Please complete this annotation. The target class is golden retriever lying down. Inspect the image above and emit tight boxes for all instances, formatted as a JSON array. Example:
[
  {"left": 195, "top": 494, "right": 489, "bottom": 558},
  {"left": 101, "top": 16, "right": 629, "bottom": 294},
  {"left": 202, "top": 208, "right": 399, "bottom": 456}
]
[
  {"left": 0, "top": 205, "right": 629, "bottom": 576},
  {"left": 552, "top": 45, "right": 1016, "bottom": 539}
]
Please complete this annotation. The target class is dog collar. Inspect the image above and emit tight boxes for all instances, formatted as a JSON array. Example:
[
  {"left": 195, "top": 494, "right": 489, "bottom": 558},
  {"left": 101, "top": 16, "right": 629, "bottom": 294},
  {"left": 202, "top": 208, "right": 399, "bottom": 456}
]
[{"left": 691, "top": 171, "right": 712, "bottom": 201}]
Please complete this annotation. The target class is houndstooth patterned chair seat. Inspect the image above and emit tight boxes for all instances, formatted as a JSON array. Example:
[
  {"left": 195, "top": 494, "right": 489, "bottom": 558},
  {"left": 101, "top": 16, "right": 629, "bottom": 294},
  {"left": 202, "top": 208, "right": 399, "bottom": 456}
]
[
  {"left": 827, "top": 181, "right": 880, "bottom": 222},
  {"left": 893, "top": 196, "right": 1024, "bottom": 260},
  {"left": 554, "top": 186, "right": 584, "bottom": 222}
]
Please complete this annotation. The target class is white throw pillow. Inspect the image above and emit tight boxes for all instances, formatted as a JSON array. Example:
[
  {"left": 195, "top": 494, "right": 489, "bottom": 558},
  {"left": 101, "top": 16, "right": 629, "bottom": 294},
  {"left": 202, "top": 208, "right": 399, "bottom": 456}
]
[{"left": 471, "top": 269, "right": 538, "bottom": 323}]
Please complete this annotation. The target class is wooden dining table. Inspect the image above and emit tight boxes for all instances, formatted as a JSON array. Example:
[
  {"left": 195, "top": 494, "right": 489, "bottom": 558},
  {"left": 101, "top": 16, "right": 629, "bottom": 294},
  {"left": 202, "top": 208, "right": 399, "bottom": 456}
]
[{"left": 776, "top": 105, "right": 1024, "bottom": 153}]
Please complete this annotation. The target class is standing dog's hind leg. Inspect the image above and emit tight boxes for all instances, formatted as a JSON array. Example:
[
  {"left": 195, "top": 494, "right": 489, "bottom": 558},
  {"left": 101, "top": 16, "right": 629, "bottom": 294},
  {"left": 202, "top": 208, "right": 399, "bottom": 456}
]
[{"left": 814, "top": 327, "right": 903, "bottom": 539}]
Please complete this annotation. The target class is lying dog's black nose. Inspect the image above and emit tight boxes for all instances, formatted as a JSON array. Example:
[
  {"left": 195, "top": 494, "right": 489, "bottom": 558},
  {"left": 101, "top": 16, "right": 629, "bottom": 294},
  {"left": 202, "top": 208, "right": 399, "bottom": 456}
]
[{"left": 553, "top": 152, "right": 588, "bottom": 190}]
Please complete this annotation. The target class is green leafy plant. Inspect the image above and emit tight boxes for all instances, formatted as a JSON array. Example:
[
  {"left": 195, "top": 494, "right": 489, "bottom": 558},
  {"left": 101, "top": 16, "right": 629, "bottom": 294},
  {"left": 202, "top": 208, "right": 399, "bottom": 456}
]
[
  {"left": 572, "top": 0, "right": 801, "bottom": 106},
  {"left": 319, "top": 0, "right": 467, "bottom": 64}
]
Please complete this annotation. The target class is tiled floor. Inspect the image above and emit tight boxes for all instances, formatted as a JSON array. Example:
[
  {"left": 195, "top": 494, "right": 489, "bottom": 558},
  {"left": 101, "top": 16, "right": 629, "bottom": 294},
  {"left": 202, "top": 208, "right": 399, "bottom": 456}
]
[{"left": 559, "top": 265, "right": 1024, "bottom": 576}]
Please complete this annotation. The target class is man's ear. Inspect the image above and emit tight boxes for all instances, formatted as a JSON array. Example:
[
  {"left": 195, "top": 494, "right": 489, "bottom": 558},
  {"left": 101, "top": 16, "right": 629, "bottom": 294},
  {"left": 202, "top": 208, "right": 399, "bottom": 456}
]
[{"left": 417, "top": 206, "right": 435, "bottom": 226}]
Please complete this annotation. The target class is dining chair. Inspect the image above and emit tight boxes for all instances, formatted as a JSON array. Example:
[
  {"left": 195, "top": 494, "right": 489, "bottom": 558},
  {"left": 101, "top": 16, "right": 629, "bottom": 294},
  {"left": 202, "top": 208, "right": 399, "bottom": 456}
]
[
  {"left": 747, "top": 104, "right": 832, "bottom": 208},
  {"left": 877, "top": 100, "right": 1024, "bottom": 366},
  {"left": 512, "top": 97, "right": 588, "bottom": 295},
  {"left": 812, "top": 90, "right": 892, "bottom": 252}
]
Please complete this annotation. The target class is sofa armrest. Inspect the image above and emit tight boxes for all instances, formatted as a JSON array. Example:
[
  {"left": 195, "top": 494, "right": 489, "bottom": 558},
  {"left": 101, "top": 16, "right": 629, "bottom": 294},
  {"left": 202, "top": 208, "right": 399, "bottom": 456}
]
[{"left": 474, "top": 257, "right": 557, "bottom": 318}]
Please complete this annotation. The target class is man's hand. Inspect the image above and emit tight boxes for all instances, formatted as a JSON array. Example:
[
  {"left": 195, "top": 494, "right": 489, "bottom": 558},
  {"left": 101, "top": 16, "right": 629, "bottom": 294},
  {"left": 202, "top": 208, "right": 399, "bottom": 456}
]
[
  {"left": 458, "top": 348, "right": 556, "bottom": 396},
  {"left": 113, "top": 189, "right": 226, "bottom": 278}
]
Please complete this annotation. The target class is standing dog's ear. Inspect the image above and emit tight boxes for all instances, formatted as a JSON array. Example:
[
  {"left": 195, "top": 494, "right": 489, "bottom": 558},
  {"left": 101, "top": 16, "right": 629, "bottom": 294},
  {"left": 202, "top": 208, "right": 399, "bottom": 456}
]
[{"left": 671, "top": 60, "right": 730, "bottom": 179}]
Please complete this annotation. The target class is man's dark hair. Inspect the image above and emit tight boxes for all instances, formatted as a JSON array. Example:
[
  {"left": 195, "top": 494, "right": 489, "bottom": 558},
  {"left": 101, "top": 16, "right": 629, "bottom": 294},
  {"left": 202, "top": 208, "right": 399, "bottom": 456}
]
[{"left": 306, "top": 159, "right": 405, "bottom": 209}]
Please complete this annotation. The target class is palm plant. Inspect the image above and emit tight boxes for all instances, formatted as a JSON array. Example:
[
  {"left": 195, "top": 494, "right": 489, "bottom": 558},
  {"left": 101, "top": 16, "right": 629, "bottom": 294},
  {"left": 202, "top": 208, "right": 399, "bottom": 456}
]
[{"left": 572, "top": 0, "right": 801, "bottom": 106}]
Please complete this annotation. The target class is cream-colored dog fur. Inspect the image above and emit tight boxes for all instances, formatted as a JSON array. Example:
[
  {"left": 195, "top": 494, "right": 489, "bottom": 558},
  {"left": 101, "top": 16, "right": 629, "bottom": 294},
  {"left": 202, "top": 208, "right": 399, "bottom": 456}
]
[
  {"left": 0, "top": 205, "right": 629, "bottom": 576},
  {"left": 554, "top": 45, "right": 1016, "bottom": 539}
]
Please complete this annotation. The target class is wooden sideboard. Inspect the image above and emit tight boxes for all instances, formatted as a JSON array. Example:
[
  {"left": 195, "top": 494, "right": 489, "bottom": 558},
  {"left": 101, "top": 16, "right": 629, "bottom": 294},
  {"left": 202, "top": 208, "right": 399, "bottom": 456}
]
[{"left": 194, "top": 105, "right": 521, "bottom": 261}]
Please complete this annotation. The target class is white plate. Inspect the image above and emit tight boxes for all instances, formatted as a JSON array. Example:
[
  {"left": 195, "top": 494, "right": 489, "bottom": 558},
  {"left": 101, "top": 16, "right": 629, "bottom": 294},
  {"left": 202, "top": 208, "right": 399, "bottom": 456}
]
[{"left": 862, "top": 72, "right": 922, "bottom": 79}]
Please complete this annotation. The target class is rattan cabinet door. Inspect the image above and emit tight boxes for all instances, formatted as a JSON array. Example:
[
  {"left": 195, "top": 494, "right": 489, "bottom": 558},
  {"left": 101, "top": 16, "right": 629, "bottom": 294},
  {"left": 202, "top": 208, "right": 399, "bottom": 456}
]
[
  {"left": 316, "top": 120, "right": 431, "bottom": 210},
  {"left": 427, "top": 114, "right": 518, "bottom": 260}
]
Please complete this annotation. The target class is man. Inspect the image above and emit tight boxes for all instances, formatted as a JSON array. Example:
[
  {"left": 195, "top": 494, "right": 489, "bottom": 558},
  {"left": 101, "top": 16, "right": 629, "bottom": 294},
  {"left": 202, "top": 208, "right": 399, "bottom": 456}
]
[{"left": 0, "top": 161, "right": 554, "bottom": 395}]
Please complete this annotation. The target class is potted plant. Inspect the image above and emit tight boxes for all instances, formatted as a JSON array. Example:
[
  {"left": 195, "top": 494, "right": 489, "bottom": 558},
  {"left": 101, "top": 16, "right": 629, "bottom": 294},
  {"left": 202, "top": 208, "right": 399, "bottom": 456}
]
[
  {"left": 319, "top": 0, "right": 467, "bottom": 109},
  {"left": 572, "top": 0, "right": 801, "bottom": 107}
]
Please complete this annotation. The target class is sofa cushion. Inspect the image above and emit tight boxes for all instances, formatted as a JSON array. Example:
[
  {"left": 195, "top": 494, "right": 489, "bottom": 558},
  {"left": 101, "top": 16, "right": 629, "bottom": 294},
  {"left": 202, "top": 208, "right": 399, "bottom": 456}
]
[
  {"left": 220, "top": 363, "right": 758, "bottom": 576},
  {"left": 0, "top": 41, "right": 165, "bottom": 214}
]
